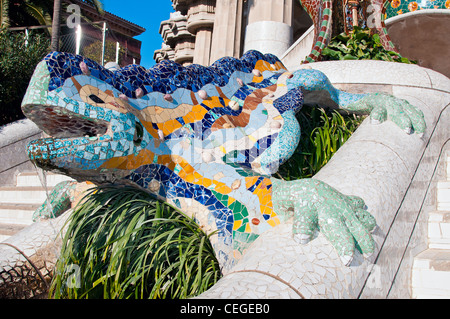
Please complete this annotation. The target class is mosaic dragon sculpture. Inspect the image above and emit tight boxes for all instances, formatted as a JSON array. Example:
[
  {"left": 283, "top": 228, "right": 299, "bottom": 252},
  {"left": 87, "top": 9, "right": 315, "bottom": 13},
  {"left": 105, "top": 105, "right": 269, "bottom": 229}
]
[
  {"left": 22, "top": 50, "right": 425, "bottom": 272},
  {"left": 300, "top": 0, "right": 398, "bottom": 63}
]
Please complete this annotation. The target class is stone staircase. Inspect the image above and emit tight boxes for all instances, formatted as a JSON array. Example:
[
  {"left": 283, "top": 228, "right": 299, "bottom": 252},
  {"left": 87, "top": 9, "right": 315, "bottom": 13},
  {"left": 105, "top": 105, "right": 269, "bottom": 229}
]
[
  {"left": 412, "top": 153, "right": 450, "bottom": 298},
  {"left": 0, "top": 171, "right": 73, "bottom": 242}
]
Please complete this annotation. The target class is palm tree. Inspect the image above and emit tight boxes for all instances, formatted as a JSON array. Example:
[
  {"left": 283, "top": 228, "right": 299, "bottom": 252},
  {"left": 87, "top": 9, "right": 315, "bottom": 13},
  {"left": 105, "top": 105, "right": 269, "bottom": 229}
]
[
  {"left": 1, "top": 1, "right": 104, "bottom": 47},
  {"left": 23, "top": 0, "right": 53, "bottom": 29},
  {"left": 51, "top": 0, "right": 104, "bottom": 51},
  {"left": 50, "top": 0, "right": 61, "bottom": 51},
  {"left": 1, "top": 0, "right": 53, "bottom": 29}
]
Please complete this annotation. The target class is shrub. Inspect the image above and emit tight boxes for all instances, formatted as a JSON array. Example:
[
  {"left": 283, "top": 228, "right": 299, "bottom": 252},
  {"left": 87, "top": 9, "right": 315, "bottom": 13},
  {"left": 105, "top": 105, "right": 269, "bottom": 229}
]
[
  {"left": 50, "top": 185, "right": 221, "bottom": 299},
  {"left": 321, "top": 26, "right": 416, "bottom": 64},
  {"left": 82, "top": 39, "right": 126, "bottom": 66},
  {"left": 0, "top": 28, "right": 50, "bottom": 126},
  {"left": 276, "top": 105, "right": 365, "bottom": 180}
]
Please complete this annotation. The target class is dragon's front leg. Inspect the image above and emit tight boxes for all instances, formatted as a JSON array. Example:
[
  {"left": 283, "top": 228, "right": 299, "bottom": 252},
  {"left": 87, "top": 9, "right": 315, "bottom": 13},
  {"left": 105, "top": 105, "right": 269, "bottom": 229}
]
[
  {"left": 341, "top": 92, "right": 426, "bottom": 134},
  {"left": 268, "top": 67, "right": 425, "bottom": 265},
  {"left": 287, "top": 68, "right": 426, "bottom": 134}
]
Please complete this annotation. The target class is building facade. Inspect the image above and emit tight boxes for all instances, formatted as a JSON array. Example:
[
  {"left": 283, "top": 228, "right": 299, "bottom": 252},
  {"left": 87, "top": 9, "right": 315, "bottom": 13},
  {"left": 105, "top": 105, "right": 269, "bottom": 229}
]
[
  {"left": 65, "top": 0, "right": 146, "bottom": 66},
  {"left": 154, "top": 0, "right": 313, "bottom": 66}
]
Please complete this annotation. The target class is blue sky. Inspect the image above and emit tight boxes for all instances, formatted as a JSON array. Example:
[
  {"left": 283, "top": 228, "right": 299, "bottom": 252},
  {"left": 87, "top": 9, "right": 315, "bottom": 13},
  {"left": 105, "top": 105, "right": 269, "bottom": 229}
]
[{"left": 102, "top": 0, "right": 175, "bottom": 69}]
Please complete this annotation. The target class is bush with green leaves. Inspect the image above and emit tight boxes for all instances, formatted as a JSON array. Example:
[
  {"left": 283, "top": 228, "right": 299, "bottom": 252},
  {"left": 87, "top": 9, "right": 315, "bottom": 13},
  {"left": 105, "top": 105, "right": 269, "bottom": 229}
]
[
  {"left": 321, "top": 26, "right": 416, "bottom": 64},
  {"left": 0, "top": 28, "right": 50, "bottom": 126}
]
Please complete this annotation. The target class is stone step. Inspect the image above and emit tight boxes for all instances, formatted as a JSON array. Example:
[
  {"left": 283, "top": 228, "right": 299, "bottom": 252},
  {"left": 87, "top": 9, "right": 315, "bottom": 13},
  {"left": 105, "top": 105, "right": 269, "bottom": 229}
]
[
  {"left": 412, "top": 249, "right": 450, "bottom": 299},
  {"left": 16, "top": 172, "right": 73, "bottom": 188},
  {"left": 428, "top": 211, "right": 450, "bottom": 249},
  {"left": 0, "top": 203, "right": 39, "bottom": 225},
  {"left": 0, "top": 186, "right": 51, "bottom": 205},
  {"left": 0, "top": 171, "right": 73, "bottom": 242},
  {"left": 437, "top": 181, "right": 450, "bottom": 211}
]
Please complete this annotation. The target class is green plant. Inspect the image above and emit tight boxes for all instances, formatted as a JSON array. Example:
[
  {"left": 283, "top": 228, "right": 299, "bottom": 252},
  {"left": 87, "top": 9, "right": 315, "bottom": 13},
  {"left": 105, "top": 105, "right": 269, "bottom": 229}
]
[
  {"left": 49, "top": 185, "right": 221, "bottom": 299},
  {"left": 1, "top": 0, "right": 53, "bottom": 30},
  {"left": 0, "top": 28, "right": 50, "bottom": 126},
  {"left": 276, "top": 105, "right": 365, "bottom": 180},
  {"left": 321, "top": 26, "right": 416, "bottom": 64}
]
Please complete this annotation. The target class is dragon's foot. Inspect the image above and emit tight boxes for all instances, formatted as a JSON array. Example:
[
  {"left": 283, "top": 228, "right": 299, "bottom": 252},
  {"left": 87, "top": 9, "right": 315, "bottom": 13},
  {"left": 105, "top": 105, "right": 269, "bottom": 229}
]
[
  {"left": 348, "top": 93, "right": 426, "bottom": 135},
  {"left": 32, "top": 181, "right": 94, "bottom": 222},
  {"left": 272, "top": 178, "right": 377, "bottom": 266}
]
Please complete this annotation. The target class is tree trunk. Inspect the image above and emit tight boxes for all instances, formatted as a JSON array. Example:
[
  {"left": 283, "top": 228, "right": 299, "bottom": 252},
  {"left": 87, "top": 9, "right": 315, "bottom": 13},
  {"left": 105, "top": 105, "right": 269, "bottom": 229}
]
[
  {"left": 1, "top": 0, "right": 10, "bottom": 28},
  {"left": 50, "top": 0, "right": 61, "bottom": 51}
]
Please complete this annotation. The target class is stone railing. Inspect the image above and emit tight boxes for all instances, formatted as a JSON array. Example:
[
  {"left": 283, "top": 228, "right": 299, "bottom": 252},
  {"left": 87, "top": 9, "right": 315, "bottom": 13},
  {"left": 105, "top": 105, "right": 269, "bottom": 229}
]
[
  {"left": 280, "top": 25, "right": 314, "bottom": 70},
  {"left": 0, "top": 119, "right": 42, "bottom": 187}
]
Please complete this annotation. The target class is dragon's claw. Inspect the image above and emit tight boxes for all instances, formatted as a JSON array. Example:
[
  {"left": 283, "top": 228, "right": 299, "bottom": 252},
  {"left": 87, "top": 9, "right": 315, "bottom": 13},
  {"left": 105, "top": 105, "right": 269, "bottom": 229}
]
[{"left": 272, "top": 178, "right": 376, "bottom": 266}]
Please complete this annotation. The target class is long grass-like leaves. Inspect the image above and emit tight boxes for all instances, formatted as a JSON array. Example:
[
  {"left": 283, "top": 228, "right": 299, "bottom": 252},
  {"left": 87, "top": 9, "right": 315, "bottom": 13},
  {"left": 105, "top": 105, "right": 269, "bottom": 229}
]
[
  {"left": 277, "top": 105, "right": 365, "bottom": 180},
  {"left": 49, "top": 185, "right": 221, "bottom": 299}
]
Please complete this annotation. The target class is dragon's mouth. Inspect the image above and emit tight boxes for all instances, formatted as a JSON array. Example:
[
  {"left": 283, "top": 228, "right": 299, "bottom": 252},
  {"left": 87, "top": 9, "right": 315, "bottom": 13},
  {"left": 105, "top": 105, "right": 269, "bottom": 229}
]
[
  {"left": 24, "top": 104, "right": 109, "bottom": 139},
  {"left": 23, "top": 104, "right": 118, "bottom": 181}
]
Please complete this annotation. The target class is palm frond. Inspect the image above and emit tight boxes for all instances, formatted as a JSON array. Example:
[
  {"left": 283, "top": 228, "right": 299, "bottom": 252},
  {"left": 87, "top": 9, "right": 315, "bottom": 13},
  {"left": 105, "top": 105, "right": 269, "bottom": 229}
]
[
  {"left": 82, "top": 0, "right": 104, "bottom": 14},
  {"left": 23, "top": 3, "right": 52, "bottom": 35}
]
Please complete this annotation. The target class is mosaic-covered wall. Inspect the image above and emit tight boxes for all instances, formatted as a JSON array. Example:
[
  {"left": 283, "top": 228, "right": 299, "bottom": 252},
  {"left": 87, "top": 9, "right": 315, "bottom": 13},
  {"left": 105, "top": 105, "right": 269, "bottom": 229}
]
[{"left": 385, "top": 0, "right": 450, "bottom": 19}]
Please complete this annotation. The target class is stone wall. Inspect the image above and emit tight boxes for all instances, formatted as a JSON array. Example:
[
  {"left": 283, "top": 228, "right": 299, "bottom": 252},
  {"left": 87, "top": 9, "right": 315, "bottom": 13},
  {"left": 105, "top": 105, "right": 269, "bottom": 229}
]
[{"left": 0, "top": 120, "right": 42, "bottom": 187}]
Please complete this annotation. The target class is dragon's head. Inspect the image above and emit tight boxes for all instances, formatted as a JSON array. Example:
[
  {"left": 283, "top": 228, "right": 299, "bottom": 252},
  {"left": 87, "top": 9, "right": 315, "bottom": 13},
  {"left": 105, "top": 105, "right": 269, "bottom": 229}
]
[{"left": 22, "top": 52, "right": 154, "bottom": 184}]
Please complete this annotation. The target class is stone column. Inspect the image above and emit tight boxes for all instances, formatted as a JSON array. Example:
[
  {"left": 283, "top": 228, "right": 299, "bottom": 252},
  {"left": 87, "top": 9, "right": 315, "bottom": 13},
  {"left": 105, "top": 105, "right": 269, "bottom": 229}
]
[
  {"left": 187, "top": 0, "right": 216, "bottom": 66},
  {"left": 192, "top": 28, "right": 213, "bottom": 65},
  {"left": 210, "top": 0, "right": 244, "bottom": 62},
  {"left": 158, "top": 11, "right": 196, "bottom": 66},
  {"left": 243, "top": 0, "right": 294, "bottom": 57}
]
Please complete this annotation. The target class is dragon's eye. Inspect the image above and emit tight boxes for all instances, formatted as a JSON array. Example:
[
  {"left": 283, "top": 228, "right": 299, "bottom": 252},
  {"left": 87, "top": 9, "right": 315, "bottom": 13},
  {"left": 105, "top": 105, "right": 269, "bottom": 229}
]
[
  {"left": 89, "top": 94, "right": 105, "bottom": 104},
  {"left": 133, "top": 121, "right": 144, "bottom": 146}
]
